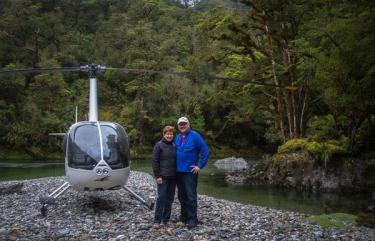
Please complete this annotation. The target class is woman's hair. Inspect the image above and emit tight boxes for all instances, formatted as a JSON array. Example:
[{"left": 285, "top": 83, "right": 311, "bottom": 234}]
[{"left": 163, "top": 125, "right": 175, "bottom": 135}]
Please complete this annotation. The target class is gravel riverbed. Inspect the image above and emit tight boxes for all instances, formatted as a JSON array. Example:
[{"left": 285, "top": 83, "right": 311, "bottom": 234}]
[{"left": 0, "top": 171, "right": 373, "bottom": 240}]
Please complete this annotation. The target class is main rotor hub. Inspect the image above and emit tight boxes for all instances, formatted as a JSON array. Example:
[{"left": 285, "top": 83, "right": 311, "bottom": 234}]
[{"left": 80, "top": 64, "right": 106, "bottom": 78}]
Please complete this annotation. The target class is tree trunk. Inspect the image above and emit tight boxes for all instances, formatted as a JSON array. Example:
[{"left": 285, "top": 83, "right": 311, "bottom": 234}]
[
  {"left": 299, "top": 90, "right": 307, "bottom": 136},
  {"left": 282, "top": 40, "right": 298, "bottom": 138},
  {"left": 33, "top": 28, "right": 40, "bottom": 67},
  {"left": 263, "top": 12, "right": 287, "bottom": 142}
]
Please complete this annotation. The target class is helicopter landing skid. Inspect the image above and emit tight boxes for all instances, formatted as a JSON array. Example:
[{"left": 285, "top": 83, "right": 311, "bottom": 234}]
[
  {"left": 39, "top": 181, "right": 71, "bottom": 217},
  {"left": 122, "top": 186, "right": 154, "bottom": 210}
]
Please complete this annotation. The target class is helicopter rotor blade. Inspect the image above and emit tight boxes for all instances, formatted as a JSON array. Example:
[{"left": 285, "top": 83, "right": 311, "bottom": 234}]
[
  {"left": 106, "top": 67, "right": 289, "bottom": 89},
  {"left": 0, "top": 67, "right": 82, "bottom": 75},
  {"left": 106, "top": 67, "right": 189, "bottom": 77},
  {"left": 0, "top": 65, "right": 297, "bottom": 90}
]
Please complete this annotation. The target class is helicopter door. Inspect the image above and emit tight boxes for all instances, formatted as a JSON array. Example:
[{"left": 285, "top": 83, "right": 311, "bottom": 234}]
[
  {"left": 67, "top": 123, "right": 101, "bottom": 170},
  {"left": 100, "top": 124, "right": 130, "bottom": 169}
]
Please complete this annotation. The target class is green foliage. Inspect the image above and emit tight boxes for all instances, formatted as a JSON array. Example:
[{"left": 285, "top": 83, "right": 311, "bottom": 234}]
[
  {"left": 306, "top": 213, "right": 357, "bottom": 228},
  {"left": 307, "top": 1, "right": 375, "bottom": 148},
  {"left": 272, "top": 152, "right": 310, "bottom": 166},
  {"left": 278, "top": 137, "right": 349, "bottom": 163},
  {"left": 307, "top": 115, "right": 336, "bottom": 139},
  {"left": 0, "top": 0, "right": 374, "bottom": 157},
  {"left": 277, "top": 139, "right": 308, "bottom": 153}
]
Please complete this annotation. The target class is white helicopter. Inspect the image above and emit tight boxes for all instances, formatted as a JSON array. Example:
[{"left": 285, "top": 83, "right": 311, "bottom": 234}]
[
  {"left": 0, "top": 64, "right": 155, "bottom": 215},
  {"left": 0, "top": 64, "right": 291, "bottom": 216}
]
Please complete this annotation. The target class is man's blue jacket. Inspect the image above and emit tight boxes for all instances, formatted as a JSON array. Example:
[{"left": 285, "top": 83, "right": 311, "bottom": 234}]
[{"left": 174, "top": 129, "right": 210, "bottom": 173}]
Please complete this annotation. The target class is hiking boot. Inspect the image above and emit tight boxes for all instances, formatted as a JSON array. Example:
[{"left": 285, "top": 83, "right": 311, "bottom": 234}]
[
  {"left": 153, "top": 223, "right": 161, "bottom": 229},
  {"left": 179, "top": 215, "right": 187, "bottom": 223},
  {"left": 175, "top": 221, "right": 185, "bottom": 227},
  {"left": 186, "top": 219, "right": 197, "bottom": 229}
]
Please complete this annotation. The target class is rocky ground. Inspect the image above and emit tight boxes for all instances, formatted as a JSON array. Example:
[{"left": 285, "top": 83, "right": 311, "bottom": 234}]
[{"left": 0, "top": 172, "right": 374, "bottom": 241}]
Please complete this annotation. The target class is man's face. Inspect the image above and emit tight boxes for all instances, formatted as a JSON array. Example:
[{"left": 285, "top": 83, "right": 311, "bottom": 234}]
[{"left": 178, "top": 122, "right": 190, "bottom": 134}]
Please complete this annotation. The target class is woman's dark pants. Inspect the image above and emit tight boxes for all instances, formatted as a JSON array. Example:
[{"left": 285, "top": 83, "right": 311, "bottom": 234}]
[
  {"left": 177, "top": 172, "right": 198, "bottom": 224},
  {"left": 154, "top": 177, "right": 176, "bottom": 223}
]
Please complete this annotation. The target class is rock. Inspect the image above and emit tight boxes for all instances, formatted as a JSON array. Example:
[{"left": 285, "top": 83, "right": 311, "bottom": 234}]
[
  {"left": 56, "top": 228, "right": 69, "bottom": 237},
  {"left": 172, "top": 227, "right": 185, "bottom": 235},
  {"left": 314, "top": 230, "right": 323, "bottom": 237},
  {"left": 321, "top": 176, "right": 340, "bottom": 191},
  {"left": 0, "top": 228, "right": 9, "bottom": 236},
  {"left": 225, "top": 173, "right": 247, "bottom": 185},
  {"left": 215, "top": 157, "right": 249, "bottom": 172},
  {"left": 8, "top": 235, "right": 17, "bottom": 241},
  {"left": 286, "top": 176, "right": 297, "bottom": 187}
]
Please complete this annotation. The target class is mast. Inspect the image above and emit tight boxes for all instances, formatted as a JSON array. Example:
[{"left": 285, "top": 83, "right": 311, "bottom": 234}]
[
  {"left": 89, "top": 76, "right": 98, "bottom": 121},
  {"left": 81, "top": 64, "right": 106, "bottom": 122}
]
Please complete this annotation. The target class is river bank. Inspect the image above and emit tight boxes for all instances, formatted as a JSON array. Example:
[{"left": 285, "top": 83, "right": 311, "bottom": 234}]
[
  {"left": 0, "top": 145, "right": 265, "bottom": 162},
  {"left": 0, "top": 172, "right": 374, "bottom": 240},
  {"left": 2, "top": 161, "right": 372, "bottom": 216},
  {"left": 223, "top": 154, "right": 375, "bottom": 193}
]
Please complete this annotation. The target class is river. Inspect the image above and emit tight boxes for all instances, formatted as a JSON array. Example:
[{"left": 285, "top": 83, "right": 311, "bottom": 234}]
[{"left": 0, "top": 159, "right": 371, "bottom": 215}]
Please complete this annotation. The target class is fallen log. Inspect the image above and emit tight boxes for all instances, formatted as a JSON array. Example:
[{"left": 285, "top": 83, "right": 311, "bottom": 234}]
[{"left": 0, "top": 183, "right": 23, "bottom": 195}]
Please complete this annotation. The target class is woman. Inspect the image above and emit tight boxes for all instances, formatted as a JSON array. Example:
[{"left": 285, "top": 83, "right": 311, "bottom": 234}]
[{"left": 151, "top": 125, "right": 176, "bottom": 228}]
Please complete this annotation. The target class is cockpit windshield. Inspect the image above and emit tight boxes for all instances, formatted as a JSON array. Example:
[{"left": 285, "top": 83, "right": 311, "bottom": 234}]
[
  {"left": 67, "top": 122, "right": 130, "bottom": 170},
  {"left": 101, "top": 124, "right": 130, "bottom": 169},
  {"left": 67, "top": 123, "right": 101, "bottom": 169}
]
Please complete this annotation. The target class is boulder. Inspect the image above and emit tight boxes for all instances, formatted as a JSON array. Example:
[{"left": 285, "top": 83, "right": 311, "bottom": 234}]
[{"left": 214, "top": 157, "right": 249, "bottom": 173}]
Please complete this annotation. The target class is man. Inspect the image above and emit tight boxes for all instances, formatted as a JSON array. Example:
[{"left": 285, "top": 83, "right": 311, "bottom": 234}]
[{"left": 174, "top": 116, "right": 210, "bottom": 228}]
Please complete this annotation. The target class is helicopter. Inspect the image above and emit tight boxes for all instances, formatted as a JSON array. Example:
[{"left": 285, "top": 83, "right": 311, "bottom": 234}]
[
  {"left": 0, "top": 64, "right": 157, "bottom": 215},
  {"left": 0, "top": 64, "right": 296, "bottom": 216}
]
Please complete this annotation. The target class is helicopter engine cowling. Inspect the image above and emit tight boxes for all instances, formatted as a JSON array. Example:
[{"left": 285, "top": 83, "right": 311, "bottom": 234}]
[{"left": 64, "top": 121, "right": 131, "bottom": 191}]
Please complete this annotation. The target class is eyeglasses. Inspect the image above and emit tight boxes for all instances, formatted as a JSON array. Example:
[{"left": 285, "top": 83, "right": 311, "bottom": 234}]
[{"left": 178, "top": 122, "right": 188, "bottom": 126}]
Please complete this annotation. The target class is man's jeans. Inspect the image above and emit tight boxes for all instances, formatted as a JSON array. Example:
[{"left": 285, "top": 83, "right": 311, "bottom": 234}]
[
  {"left": 154, "top": 177, "right": 176, "bottom": 223},
  {"left": 177, "top": 172, "right": 198, "bottom": 224}
]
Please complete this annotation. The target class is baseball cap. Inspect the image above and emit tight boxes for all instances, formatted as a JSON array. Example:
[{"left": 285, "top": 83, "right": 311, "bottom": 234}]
[{"left": 177, "top": 116, "right": 189, "bottom": 125}]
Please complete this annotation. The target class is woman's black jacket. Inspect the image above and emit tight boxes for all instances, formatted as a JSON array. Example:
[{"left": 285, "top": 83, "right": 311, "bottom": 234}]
[{"left": 152, "top": 138, "right": 176, "bottom": 178}]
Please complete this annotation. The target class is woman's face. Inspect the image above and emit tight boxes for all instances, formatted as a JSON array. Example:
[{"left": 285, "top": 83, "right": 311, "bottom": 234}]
[{"left": 164, "top": 131, "right": 174, "bottom": 142}]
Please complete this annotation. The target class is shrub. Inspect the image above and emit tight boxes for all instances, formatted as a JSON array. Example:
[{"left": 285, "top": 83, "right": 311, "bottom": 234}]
[
  {"left": 306, "top": 114, "right": 336, "bottom": 139},
  {"left": 277, "top": 138, "right": 308, "bottom": 153},
  {"left": 277, "top": 137, "right": 349, "bottom": 164}
]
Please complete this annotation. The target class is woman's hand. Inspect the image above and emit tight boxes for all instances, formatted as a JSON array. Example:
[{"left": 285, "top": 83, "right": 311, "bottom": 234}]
[{"left": 156, "top": 177, "right": 163, "bottom": 184}]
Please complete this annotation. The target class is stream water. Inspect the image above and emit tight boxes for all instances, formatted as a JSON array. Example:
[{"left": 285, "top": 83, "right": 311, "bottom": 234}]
[{"left": 0, "top": 159, "right": 371, "bottom": 215}]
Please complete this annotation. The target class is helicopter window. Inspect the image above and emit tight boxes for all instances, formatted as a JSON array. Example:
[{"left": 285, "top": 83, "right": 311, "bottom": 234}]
[
  {"left": 101, "top": 124, "right": 129, "bottom": 169},
  {"left": 67, "top": 124, "right": 101, "bottom": 169}
]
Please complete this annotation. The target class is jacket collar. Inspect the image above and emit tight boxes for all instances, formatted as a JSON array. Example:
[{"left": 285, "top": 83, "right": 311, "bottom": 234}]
[
  {"left": 181, "top": 129, "right": 191, "bottom": 136},
  {"left": 161, "top": 137, "right": 173, "bottom": 145}
]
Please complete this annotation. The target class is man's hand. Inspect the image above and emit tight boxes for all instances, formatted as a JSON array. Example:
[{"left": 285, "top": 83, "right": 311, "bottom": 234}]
[
  {"left": 190, "top": 165, "right": 200, "bottom": 174},
  {"left": 156, "top": 177, "right": 163, "bottom": 184}
]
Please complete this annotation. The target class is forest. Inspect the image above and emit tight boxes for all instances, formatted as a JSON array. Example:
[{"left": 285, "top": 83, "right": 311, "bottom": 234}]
[{"left": 0, "top": 0, "right": 374, "bottom": 159}]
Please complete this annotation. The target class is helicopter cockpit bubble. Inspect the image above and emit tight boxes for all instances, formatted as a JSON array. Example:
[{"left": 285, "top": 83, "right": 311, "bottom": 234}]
[{"left": 65, "top": 122, "right": 130, "bottom": 170}]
